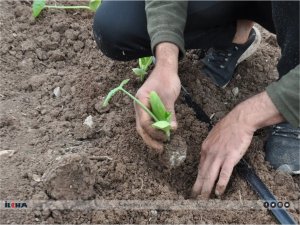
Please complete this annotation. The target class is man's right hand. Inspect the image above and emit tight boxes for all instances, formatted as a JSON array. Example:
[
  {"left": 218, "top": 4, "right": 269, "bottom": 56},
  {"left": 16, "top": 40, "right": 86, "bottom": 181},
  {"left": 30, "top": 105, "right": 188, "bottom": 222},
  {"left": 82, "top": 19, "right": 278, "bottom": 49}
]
[{"left": 135, "top": 43, "right": 181, "bottom": 152}]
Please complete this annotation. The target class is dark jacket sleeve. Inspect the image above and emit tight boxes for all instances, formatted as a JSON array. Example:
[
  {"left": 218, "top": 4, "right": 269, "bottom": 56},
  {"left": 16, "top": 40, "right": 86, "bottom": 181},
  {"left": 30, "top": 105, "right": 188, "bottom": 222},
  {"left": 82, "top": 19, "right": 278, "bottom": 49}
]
[
  {"left": 272, "top": 2, "right": 299, "bottom": 77},
  {"left": 266, "top": 65, "right": 300, "bottom": 127},
  {"left": 267, "top": 2, "right": 300, "bottom": 127},
  {"left": 145, "top": 0, "right": 188, "bottom": 57}
]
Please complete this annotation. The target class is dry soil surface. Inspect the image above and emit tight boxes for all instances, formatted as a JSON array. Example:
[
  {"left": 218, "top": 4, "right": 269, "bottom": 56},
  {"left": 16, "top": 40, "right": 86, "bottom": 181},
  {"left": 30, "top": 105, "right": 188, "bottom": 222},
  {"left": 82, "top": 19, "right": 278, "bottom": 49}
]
[{"left": 0, "top": 1, "right": 299, "bottom": 224}]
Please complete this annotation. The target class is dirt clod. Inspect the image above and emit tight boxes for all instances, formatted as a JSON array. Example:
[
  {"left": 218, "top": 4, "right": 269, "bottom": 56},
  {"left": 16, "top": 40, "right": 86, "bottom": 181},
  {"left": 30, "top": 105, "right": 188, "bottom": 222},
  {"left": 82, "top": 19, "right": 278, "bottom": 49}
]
[
  {"left": 274, "top": 171, "right": 294, "bottom": 186},
  {"left": 42, "top": 154, "right": 96, "bottom": 200},
  {"left": 49, "top": 49, "right": 65, "bottom": 61},
  {"left": 36, "top": 48, "right": 48, "bottom": 60},
  {"left": 160, "top": 135, "right": 187, "bottom": 169}
]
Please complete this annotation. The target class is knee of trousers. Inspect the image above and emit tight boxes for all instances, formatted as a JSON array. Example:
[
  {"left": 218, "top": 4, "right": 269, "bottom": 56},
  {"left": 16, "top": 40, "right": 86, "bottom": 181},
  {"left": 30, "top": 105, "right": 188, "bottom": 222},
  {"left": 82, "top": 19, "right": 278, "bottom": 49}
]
[{"left": 93, "top": 9, "right": 130, "bottom": 61}]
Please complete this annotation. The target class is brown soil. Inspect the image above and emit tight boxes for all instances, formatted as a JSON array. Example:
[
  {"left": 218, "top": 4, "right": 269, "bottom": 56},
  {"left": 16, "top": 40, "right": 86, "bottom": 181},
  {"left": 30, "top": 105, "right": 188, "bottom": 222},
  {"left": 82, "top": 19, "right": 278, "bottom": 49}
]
[
  {"left": 160, "top": 134, "right": 188, "bottom": 169},
  {"left": 42, "top": 153, "right": 96, "bottom": 200},
  {"left": 0, "top": 1, "right": 299, "bottom": 224}
]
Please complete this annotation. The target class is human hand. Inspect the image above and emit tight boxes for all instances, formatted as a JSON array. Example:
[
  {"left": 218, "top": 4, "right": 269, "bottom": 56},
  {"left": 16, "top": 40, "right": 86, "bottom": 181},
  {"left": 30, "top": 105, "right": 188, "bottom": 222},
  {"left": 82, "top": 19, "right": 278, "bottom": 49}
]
[
  {"left": 191, "top": 91, "right": 284, "bottom": 198},
  {"left": 191, "top": 109, "right": 255, "bottom": 199},
  {"left": 135, "top": 43, "right": 181, "bottom": 152}
]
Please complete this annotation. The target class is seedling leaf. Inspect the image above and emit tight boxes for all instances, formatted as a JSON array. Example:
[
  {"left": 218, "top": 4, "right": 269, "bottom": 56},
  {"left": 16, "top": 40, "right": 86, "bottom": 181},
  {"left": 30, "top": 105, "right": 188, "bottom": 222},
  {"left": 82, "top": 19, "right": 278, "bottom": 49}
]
[
  {"left": 152, "top": 121, "right": 171, "bottom": 137},
  {"left": 32, "top": 0, "right": 46, "bottom": 18},
  {"left": 138, "top": 58, "right": 144, "bottom": 69},
  {"left": 132, "top": 68, "right": 146, "bottom": 76},
  {"left": 166, "top": 112, "right": 172, "bottom": 122},
  {"left": 102, "top": 88, "right": 119, "bottom": 107},
  {"left": 149, "top": 91, "right": 170, "bottom": 121},
  {"left": 152, "top": 121, "right": 170, "bottom": 129},
  {"left": 139, "top": 57, "right": 153, "bottom": 70},
  {"left": 89, "top": 0, "right": 102, "bottom": 11},
  {"left": 119, "top": 79, "right": 130, "bottom": 88},
  {"left": 145, "top": 56, "right": 153, "bottom": 68},
  {"left": 102, "top": 79, "right": 130, "bottom": 107}
]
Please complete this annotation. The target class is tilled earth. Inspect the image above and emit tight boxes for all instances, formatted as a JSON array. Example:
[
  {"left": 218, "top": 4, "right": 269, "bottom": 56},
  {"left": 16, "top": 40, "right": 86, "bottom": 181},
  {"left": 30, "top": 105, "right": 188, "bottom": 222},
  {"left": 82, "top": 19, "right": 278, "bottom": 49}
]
[{"left": 0, "top": 1, "right": 299, "bottom": 224}]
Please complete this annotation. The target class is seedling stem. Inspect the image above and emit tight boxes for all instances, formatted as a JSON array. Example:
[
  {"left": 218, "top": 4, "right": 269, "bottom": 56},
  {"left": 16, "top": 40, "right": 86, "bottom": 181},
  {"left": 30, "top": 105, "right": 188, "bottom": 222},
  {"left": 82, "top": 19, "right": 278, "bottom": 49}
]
[
  {"left": 45, "top": 5, "right": 90, "bottom": 10},
  {"left": 120, "top": 89, "right": 159, "bottom": 122},
  {"left": 32, "top": 0, "right": 102, "bottom": 18},
  {"left": 103, "top": 79, "right": 171, "bottom": 139}
]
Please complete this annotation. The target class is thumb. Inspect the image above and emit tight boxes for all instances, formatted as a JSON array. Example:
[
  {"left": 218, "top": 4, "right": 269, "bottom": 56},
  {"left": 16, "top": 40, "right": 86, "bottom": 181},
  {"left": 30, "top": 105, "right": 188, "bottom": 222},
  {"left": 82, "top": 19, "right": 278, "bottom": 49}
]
[
  {"left": 166, "top": 104, "right": 177, "bottom": 131},
  {"left": 170, "top": 113, "right": 178, "bottom": 131}
]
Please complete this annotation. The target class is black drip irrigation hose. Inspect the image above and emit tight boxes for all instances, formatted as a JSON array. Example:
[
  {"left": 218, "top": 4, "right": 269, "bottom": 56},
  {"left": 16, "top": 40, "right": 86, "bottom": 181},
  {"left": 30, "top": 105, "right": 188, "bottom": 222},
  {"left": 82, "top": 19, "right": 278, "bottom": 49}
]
[
  {"left": 238, "top": 159, "right": 297, "bottom": 225},
  {"left": 181, "top": 86, "right": 213, "bottom": 129},
  {"left": 181, "top": 86, "right": 297, "bottom": 225}
]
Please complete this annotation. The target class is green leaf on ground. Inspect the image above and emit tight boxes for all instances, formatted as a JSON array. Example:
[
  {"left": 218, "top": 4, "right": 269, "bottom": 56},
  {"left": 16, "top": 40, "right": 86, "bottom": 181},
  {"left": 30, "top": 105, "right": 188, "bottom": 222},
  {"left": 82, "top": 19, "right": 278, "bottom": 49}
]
[
  {"left": 102, "top": 88, "right": 119, "bottom": 107},
  {"left": 32, "top": 0, "right": 46, "bottom": 18},
  {"left": 139, "top": 57, "right": 153, "bottom": 70},
  {"left": 132, "top": 68, "right": 147, "bottom": 77},
  {"left": 119, "top": 79, "right": 130, "bottom": 88},
  {"left": 102, "top": 79, "right": 129, "bottom": 107},
  {"left": 89, "top": 0, "right": 102, "bottom": 11}
]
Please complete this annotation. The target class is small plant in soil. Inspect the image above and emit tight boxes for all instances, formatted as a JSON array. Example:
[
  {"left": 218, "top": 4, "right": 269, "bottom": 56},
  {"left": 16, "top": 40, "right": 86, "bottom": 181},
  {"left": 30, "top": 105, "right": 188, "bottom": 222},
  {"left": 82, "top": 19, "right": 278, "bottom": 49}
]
[
  {"left": 132, "top": 56, "right": 153, "bottom": 81},
  {"left": 102, "top": 79, "right": 172, "bottom": 139},
  {"left": 32, "top": 0, "right": 102, "bottom": 18},
  {"left": 103, "top": 80, "right": 187, "bottom": 168}
]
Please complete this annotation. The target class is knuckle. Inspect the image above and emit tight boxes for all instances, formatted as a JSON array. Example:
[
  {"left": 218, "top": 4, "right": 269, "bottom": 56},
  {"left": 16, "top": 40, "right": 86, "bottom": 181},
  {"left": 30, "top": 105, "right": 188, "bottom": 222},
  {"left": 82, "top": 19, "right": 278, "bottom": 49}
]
[
  {"left": 201, "top": 140, "right": 209, "bottom": 151},
  {"left": 206, "top": 150, "right": 215, "bottom": 158},
  {"left": 217, "top": 183, "right": 225, "bottom": 190},
  {"left": 219, "top": 170, "right": 230, "bottom": 181},
  {"left": 135, "top": 90, "right": 142, "bottom": 99},
  {"left": 203, "top": 175, "right": 211, "bottom": 181},
  {"left": 201, "top": 148, "right": 214, "bottom": 159},
  {"left": 135, "top": 90, "right": 147, "bottom": 100},
  {"left": 141, "top": 120, "right": 151, "bottom": 131},
  {"left": 216, "top": 184, "right": 225, "bottom": 195}
]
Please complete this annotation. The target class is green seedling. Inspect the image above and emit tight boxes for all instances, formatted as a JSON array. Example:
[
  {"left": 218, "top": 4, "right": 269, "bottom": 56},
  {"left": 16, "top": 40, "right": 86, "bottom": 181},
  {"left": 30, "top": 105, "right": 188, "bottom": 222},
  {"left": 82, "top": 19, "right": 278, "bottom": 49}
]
[
  {"left": 102, "top": 79, "right": 172, "bottom": 138},
  {"left": 149, "top": 91, "right": 172, "bottom": 137},
  {"left": 132, "top": 56, "right": 153, "bottom": 81},
  {"left": 32, "top": 0, "right": 102, "bottom": 18}
]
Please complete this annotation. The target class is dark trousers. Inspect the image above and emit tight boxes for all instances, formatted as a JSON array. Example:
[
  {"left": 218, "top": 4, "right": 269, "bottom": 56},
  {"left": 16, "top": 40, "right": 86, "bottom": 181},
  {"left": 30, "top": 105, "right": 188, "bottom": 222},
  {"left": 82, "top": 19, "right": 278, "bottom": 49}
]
[{"left": 93, "top": 1, "right": 299, "bottom": 77}]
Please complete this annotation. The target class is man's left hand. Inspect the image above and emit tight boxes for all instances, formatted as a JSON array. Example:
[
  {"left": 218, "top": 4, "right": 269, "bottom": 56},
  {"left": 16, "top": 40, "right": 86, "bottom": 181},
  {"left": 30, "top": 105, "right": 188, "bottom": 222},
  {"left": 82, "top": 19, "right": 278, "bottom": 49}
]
[
  {"left": 191, "top": 108, "right": 254, "bottom": 198},
  {"left": 191, "top": 91, "right": 284, "bottom": 199}
]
